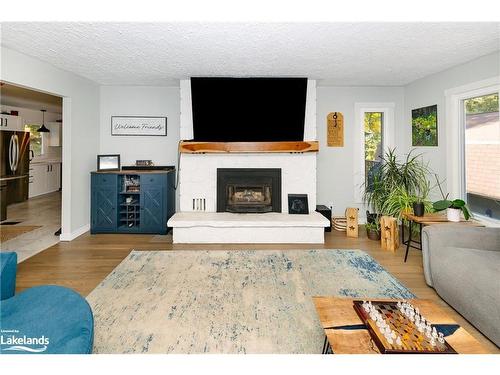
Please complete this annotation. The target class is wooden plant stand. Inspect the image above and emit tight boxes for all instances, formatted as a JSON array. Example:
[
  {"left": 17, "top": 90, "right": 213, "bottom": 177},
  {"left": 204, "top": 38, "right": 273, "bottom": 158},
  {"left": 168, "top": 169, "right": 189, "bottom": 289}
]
[
  {"left": 380, "top": 216, "right": 399, "bottom": 252},
  {"left": 345, "top": 208, "right": 359, "bottom": 238}
]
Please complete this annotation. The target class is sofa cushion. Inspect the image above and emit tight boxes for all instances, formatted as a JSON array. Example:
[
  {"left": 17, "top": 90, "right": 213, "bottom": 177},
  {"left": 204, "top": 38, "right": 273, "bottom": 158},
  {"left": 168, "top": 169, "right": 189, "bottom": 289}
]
[
  {"left": 0, "top": 285, "right": 94, "bottom": 354},
  {"left": 431, "top": 246, "right": 500, "bottom": 347}
]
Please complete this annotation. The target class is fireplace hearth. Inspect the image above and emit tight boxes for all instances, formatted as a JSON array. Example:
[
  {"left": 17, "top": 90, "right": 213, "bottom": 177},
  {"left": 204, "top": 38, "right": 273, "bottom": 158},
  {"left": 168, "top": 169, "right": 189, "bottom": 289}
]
[{"left": 217, "top": 168, "right": 281, "bottom": 213}]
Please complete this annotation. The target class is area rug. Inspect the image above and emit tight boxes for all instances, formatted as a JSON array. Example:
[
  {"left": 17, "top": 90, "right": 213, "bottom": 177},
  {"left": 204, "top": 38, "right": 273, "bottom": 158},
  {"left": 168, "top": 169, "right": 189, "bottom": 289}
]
[
  {"left": 86, "top": 249, "right": 415, "bottom": 354},
  {"left": 0, "top": 225, "right": 41, "bottom": 243}
]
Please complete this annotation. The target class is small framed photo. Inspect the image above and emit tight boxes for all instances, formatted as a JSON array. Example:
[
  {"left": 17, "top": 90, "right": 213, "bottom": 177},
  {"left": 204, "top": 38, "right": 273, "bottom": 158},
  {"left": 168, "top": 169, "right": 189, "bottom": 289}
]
[
  {"left": 288, "top": 194, "right": 309, "bottom": 214},
  {"left": 97, "top": 154, "right": 121, "bottom": 171}
]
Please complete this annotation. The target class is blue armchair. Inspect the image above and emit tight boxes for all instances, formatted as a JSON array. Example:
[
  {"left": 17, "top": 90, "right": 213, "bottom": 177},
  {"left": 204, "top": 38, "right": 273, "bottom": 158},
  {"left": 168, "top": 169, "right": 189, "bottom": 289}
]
[{"left": 0, "top": 252, "right": 94, "bottom": 354}]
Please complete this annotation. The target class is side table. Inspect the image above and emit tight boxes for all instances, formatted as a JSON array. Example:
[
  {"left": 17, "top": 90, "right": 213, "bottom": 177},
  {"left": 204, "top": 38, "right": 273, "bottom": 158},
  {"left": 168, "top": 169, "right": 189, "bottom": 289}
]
[{"left": 401, "top": 212, "right": 483, "bottom": 262}]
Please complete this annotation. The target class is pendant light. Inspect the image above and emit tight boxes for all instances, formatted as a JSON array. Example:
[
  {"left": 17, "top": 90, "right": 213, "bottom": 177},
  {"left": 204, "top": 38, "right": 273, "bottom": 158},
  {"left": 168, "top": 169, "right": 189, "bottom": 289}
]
[{"left": 37, "top": 109, "right": 50, "bottom": 133}]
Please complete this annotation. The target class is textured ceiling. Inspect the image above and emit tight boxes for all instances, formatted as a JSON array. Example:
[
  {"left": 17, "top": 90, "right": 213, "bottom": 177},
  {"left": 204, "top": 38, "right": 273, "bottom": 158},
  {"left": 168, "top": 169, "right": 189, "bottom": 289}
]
[{"left": 1, "top": 22, "right": 499, "bottom": 86}]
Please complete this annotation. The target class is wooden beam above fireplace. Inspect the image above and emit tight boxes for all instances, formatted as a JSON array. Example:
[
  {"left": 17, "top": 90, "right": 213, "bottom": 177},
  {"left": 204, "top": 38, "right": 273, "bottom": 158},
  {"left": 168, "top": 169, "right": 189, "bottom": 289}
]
[{"left": 179, "top": 141, "right": 319, "bottom": 154}]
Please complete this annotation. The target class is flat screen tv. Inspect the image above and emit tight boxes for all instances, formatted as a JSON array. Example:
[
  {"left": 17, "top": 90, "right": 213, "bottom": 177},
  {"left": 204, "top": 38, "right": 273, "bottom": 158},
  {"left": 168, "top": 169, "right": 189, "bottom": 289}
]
[{"left": 190, "top": 77, "right": 307, "bottom": 142}]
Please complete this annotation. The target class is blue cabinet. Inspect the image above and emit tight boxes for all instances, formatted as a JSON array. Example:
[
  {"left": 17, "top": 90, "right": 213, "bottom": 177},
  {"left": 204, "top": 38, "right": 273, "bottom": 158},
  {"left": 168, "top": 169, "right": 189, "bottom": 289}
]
[
  {"left": 91, "top": 173, "right": 118, "bottom": 232},
  {"left": 91, "top": 170, "right": 175, "bottom": 235}
]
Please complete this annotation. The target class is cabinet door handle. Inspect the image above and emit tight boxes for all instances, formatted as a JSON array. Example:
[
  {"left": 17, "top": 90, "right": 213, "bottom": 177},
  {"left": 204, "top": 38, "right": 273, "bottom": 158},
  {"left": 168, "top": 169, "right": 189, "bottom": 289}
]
[{"left": 5, "top": 118, "right": 7, "bottom": 127}]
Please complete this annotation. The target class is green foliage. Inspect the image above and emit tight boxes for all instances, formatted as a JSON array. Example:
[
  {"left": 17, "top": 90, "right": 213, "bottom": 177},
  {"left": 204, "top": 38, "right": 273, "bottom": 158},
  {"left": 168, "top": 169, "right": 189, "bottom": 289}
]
[
  {"left": 412, "top": 110, "right": 437, "bottom": 147},
  {"left": 432, "top": 176, "right": 472, "bottom": 220},
  {"left": 365, "top": 221, "right": 380, "bottom": 232},
  {"left": 364, "top": 112, "right": 383, "bottom": 161},
  {"left": 381, "top": 186, "right": 432, "bottom": 220},
  {"left": 432, "top": 199, "right": 471, "bottom": 220},
  {"left": 362, "top": 148, "right": 432, "bottom": 220},
  {"left": 465, "top": 93, "right": 499, "bottom": 114}
]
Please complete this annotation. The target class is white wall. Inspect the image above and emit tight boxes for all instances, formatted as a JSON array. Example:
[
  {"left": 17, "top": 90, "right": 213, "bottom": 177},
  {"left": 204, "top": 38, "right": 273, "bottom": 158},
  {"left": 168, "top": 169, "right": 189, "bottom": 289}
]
[
  {"left": 316, "top": 86, "right": 405, "bottom": 216},
  {"left": 402, "top": 51, "right": 500, "bottom": 195},
  {"left": 99, "top": 86, "right": 180, "bottom": 166},
  {"left": 1, "top": 46, "right": 100, "bottom": 238}
]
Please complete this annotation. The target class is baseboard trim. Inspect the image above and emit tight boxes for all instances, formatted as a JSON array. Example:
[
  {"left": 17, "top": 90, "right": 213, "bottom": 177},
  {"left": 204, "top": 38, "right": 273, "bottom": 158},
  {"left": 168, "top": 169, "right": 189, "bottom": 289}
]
[{"left": 59, "top": 224, "right": 90, "bottom": 242}]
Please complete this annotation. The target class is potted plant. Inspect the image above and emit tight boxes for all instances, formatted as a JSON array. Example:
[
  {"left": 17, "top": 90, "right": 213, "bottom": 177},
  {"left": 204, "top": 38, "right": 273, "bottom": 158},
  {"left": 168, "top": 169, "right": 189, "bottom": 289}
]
[
  {"left": 362, "top": 148, "right": 432, "bottom": 220},
  {"left": 432, "top": 175, "right": 471, "bottom": 222},
  {"left": 412, "top": 180, "right": 430, "bottom": 217},
  {"left": 365, "top": 220, "right": 381, "bottom": 240}
]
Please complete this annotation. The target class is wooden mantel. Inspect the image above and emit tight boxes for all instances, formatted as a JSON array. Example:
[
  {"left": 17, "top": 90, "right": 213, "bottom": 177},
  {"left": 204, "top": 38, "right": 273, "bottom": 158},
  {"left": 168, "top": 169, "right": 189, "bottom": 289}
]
[{"left": 179, "top": 141, "right": 319, "bottom": 154}]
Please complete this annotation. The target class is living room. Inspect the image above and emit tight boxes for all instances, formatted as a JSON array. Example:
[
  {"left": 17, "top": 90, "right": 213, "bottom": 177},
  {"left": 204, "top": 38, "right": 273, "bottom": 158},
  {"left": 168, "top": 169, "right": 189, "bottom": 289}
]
[{"left": 1, "top": 1, "right": 499, "bottom": 373}]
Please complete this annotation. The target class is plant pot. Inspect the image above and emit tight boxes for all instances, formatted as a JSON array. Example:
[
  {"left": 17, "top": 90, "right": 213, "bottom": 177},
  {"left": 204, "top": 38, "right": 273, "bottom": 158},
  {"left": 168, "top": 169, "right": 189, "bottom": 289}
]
[
  {"left": 366, "top": 228, "right": 381, "bottom": 241},
  {"left": 447, "top": 208, "right": 461, "bottom": 222},
  {"left": 366, "top": 211, "right": 379, "bottom": 224},
  {"left": 412, "top": 202, "right": 425, "bottom": 217}
]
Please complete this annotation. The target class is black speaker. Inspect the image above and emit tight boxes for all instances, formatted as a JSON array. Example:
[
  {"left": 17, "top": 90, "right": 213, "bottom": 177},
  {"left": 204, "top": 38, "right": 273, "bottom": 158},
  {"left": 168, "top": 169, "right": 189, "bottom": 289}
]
[{"left": 316, "top": 205, "right": 332, "bottom": 232}]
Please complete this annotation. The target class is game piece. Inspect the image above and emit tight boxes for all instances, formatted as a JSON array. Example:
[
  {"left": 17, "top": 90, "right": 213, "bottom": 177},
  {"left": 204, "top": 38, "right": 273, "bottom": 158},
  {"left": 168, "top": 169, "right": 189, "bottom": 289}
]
[
  {"left": 396, "top": 336, "right": 402, "bottom": 346},
  {"left": 438, "top": 332, "right": 445, "bottom": 344},
  {"left": 432, "top": 327, "right": 438, "bottom": 338}
]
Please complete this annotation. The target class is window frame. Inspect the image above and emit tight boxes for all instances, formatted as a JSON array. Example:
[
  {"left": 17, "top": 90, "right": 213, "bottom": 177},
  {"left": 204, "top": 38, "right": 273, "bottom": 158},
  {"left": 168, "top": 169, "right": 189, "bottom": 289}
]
[
  {"left": 24, "top": 123, "right": 45, "bottom": 157},
  {"left": 445, "top": 77, "right": 500, "bottom": 224},
  {"left": 354, "top": 102, "right": 395, "bottom": 204}
]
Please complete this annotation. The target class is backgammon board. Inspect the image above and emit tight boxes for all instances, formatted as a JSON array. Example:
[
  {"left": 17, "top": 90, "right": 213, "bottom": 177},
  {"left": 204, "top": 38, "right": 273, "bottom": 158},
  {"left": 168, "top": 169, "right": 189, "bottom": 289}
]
[{"left": 353, "top": 300, "right": 457, "bottom": 354}]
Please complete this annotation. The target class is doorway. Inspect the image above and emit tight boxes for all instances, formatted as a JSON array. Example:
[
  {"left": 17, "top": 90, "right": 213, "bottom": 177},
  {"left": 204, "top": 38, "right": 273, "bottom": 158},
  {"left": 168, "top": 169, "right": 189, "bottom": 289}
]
[{"left": 0, "top": 82, "right": 64, "bottom": 262}]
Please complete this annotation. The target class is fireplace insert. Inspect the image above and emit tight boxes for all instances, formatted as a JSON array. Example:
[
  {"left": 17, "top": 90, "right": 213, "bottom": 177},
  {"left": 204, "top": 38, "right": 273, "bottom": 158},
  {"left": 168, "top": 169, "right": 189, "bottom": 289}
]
[{"left": 217, "top": 168, "right": 281, "bottom": 213}]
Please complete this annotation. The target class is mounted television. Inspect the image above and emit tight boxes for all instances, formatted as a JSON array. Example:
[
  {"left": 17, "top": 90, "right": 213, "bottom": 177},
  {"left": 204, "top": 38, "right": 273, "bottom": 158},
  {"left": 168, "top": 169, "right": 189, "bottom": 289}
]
[{"left": 190, "top": 77, "right": 307, "bottom": 142}]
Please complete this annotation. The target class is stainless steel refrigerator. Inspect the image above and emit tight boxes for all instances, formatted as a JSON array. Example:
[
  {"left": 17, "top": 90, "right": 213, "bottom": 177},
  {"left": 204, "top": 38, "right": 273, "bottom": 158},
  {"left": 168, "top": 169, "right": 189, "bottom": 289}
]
[{"left": 0, "top": 130, "right": 30, "bottom": 220}]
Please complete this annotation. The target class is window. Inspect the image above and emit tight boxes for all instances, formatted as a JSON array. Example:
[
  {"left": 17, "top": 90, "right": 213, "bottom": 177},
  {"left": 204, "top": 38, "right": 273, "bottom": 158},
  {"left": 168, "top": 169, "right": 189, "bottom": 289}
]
[
  {"left": 463, "top": 93, "right": 499, "bottom": 219},
  {"left": 364, "top": 112, "right": 384, "bottom": 189},
  {"left": 354, "top": 102, "right": 394, "bottom": 204},
  {"left": 24, "top": 124, "right": 44, "bottom": 157}
]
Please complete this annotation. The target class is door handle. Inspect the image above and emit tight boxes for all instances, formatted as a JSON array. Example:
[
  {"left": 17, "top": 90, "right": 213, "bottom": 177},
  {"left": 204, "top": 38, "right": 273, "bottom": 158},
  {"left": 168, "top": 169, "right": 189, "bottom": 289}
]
[
  {"left": 13, "top": 135, "right": 19, "bottom": 172},
  {"left": 8, "top": 136, "right": 13, "bottom": 171}
]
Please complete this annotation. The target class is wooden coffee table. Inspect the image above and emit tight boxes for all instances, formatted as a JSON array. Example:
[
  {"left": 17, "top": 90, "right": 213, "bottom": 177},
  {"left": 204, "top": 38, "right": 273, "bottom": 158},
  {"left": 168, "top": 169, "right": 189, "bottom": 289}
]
[{"left": 312, "top": 296, "right": 489, "bottom": 354}]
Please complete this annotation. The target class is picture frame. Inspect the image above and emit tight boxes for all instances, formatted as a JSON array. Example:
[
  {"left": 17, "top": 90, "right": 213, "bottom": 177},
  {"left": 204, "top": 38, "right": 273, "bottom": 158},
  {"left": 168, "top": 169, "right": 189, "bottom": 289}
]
[
  {"left": 97, "top": 154, "right": 121, "bottom": 171},
  {"left": 288, "top": 194, "right": 309, "bottom": 214},
  {"left": 411, "top": 105, "right": 438, "bottom": 146},
  {"left": 111, "top": 116, "right": 167, "bottom": 136}
]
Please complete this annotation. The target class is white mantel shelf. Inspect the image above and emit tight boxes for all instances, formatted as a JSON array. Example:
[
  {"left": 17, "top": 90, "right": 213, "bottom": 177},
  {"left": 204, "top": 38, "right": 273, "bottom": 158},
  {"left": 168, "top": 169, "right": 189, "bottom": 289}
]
[{"left": 168, "top": 212, "right": 330, "bottom": 244}]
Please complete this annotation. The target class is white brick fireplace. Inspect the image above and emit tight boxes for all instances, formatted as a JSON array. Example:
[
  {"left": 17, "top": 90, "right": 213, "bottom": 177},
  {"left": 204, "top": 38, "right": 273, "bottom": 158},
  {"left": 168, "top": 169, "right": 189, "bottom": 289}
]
[
  {"left": 179, "top": 153, "right": 317, "bottom": 213},
  {"left": 168, "top": 79, "right": 329, "bottom": 243}
]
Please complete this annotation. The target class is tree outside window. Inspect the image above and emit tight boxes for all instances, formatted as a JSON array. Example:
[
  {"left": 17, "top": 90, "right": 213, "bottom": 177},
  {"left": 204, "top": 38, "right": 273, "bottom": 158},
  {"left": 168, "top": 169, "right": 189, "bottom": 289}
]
[{"left": 24, "top": 124, "right": 44, "bottom": 157}]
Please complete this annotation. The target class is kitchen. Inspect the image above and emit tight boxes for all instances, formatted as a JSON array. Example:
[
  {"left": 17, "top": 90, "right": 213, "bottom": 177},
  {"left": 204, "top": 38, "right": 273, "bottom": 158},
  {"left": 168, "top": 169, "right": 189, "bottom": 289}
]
[{"left": 1, "top": 82, "right": 63, "bottom": 262}]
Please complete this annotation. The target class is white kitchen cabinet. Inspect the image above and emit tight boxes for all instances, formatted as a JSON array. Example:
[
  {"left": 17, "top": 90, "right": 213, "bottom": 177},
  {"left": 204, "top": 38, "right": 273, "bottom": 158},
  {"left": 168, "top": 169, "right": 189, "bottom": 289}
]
[
  {"left": 46, "top": 122, "right": 62, "bottom": 146},
  {"left": 0, "top": 114, "right": 24, "bottom": 131},
  {"left": 29, "top": 162, "right": 61, "bottom": 198},
  {"left": 29, "top": 164, "right": 48, "bottom": 198},
  {"left": 47, "top": 163, "right": 61, "bottom": 192}
]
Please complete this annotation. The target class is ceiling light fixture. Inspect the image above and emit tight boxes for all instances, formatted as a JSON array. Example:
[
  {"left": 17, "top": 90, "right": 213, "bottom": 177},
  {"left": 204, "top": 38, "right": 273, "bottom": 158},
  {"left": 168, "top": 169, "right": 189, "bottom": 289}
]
[{"left": 37, "top": 109, "right": 50, "bottom": 133}]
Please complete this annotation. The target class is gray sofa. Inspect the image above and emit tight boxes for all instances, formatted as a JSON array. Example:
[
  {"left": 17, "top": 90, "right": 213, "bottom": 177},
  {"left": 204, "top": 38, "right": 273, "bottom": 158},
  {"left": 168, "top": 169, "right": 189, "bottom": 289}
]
[{"left": 421, "top": 225, "right": 500, "bottom": 347}]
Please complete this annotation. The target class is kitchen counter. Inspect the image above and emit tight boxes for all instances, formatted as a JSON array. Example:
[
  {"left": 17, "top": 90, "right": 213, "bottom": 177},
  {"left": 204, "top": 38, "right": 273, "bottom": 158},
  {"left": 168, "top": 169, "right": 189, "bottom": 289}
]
[{"left": 31, "top": 159, "right": 62, "bottom": 165}]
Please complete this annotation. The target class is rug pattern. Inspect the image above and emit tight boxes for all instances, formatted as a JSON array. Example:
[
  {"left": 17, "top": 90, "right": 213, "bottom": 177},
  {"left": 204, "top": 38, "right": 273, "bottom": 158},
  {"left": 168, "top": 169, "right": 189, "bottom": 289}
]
[
  {"left": 86, "top": 249, "right": 415, "bottom": 353},
  {"left": 0, "top": 225, "right": 42, "bottom": 243}
]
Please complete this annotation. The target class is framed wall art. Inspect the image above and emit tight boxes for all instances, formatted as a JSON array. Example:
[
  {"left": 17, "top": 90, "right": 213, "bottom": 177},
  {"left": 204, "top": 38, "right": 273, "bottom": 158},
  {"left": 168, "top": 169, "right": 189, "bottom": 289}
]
[
  {"left": 411, "top": 105, "right": 437, "bottom": 146},
  {"left": 111, "top": 116, "right": 167, "bottom": 136},
  {"left": 288, "top": 194, "right": 309, "bottom": 214},
  {"left": 97, "top": 154, "right": 121, "bottom": 171}
]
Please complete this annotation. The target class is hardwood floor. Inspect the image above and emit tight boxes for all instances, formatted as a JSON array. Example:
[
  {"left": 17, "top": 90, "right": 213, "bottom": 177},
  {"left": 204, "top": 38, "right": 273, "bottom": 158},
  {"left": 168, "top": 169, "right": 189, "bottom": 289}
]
[{"left": 15, "top": 228, "right": 499, "bottom": 353}]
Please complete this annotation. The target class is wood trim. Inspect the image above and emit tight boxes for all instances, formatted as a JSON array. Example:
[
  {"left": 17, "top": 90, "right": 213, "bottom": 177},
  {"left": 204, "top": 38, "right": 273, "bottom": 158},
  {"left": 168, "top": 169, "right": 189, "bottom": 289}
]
[{"left": 179, "top": 141, "right": 319, "bottom": 154}]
